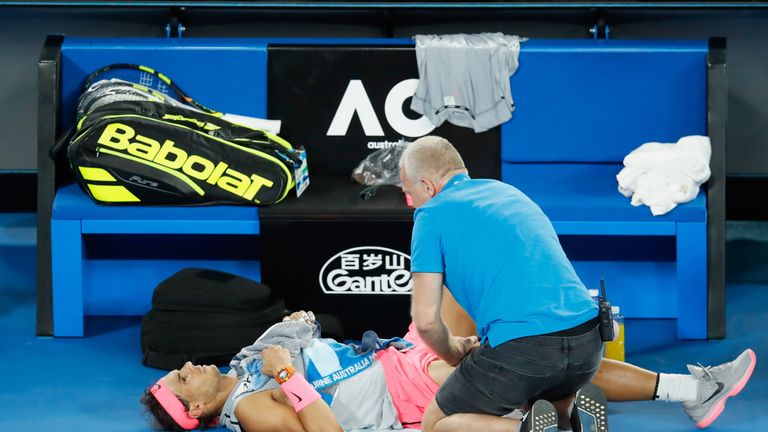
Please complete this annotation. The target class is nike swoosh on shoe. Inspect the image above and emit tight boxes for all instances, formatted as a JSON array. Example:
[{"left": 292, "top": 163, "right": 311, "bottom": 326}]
[{"left": 701, "top": 382, "right": 725, "bottom": 405}]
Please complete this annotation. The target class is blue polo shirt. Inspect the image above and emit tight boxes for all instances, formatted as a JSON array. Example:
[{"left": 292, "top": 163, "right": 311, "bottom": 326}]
[{"left": 411, "top": 173, "right": 597, "bottom": 347}]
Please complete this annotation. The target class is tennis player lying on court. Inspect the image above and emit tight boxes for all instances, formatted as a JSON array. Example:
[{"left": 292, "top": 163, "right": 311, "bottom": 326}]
[
  {"left": 142, "top": 310, "right": 462, "bottom": 432},
  {"left": 141, "top": 302, "right": 755, "bottom": 432}
]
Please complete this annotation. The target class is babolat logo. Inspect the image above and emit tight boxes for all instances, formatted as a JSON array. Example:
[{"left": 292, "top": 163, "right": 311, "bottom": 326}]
[
  {"left": 319, "top": 246, "right": 411, "bottom": 295},
  {"left": 97, "top": 123, "right": 273, "bottom": 201}
]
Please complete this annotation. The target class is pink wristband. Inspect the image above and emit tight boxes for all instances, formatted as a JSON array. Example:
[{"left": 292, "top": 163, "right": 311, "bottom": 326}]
[{"left": 280, "top": 373, "right": 322, "bottom": 412}]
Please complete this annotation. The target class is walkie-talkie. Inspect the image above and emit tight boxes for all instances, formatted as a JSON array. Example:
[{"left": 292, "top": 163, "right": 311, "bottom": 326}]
[{"left": 597, "top": 278, "right": 615, "bottom": 342}]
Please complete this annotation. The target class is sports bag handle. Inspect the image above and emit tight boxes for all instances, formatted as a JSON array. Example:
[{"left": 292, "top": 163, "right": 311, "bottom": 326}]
[
  {"left": 50, "top": 124, "right": 75, "bottom": 160},
  {"left": 82, "top": 63, "right": 220, "bottom": 115}
]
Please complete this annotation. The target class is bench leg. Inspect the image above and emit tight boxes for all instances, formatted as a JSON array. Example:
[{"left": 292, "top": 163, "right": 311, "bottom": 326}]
[
  {"left": 51, "top": 219, "right": 84, "bottom": 337},
  {"left": 676, "top": 221, "right": 708, "bottom": 339}
]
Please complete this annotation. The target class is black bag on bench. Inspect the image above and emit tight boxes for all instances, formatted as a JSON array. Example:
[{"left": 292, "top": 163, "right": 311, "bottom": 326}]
[{"left": 141, "top": 268, "right": 289, "bottom": 370}]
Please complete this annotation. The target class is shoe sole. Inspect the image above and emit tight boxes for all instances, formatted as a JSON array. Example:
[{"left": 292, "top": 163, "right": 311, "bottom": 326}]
[
  {"left": 577, "top": 383, "right": 609, "bottom": 432},
  {"left": 696, "top": 349, "right": 757, "bottom": 429},
  {"left": 525, "top": 400, "right": 559, "bottom": 432}
]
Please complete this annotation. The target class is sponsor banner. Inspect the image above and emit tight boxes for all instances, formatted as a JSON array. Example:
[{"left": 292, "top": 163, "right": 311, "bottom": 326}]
[
  {"left": 260, "top": 219, "right": 414, "bottom": 339},
  {"left": 319, "top": 246, "right": 411, "bottom": 295},
  {"left": 268, "top": 46, "right": 500, "bottom": 179}
]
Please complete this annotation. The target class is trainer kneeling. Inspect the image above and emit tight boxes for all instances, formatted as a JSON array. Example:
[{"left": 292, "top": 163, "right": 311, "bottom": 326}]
[{"left": 400, "top": 136, "right": 603, "bottom": 432}]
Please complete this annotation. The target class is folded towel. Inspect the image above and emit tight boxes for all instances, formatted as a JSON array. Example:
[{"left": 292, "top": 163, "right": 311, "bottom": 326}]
[
  {"left": 617, "top": 135, "right": 711, "bottom": 216},
  {"left": 228, "top": 320, "right": 317, "bottom": 377}
]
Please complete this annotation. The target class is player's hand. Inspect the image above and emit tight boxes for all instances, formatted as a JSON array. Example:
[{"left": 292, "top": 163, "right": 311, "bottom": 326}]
[
  {"left": 261, "top": 345, "right": 293, "bottom": 377},
  {"left": 448, "top": 335, "right": 480, "bottom": 366},
  {"left": 282, "top": 310, "right": 316, "bottom": 325}
]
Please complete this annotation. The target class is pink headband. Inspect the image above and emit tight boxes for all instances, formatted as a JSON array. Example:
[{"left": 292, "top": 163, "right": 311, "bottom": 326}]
[{"left": 151, "top": 379, "right": 200, "bottom": 430}]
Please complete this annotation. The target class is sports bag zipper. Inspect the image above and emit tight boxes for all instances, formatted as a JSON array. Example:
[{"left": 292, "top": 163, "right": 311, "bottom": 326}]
[{"left": 79, "top": 108, "right": 302, "bottom": 169}]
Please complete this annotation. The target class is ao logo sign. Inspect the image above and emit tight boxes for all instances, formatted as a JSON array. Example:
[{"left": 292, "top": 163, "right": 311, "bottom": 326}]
[
  {"left": 319, "top": 246, "right": 412, "bottom": 294},
  {"left": 326, "top": 79, "right": 436, "bottom": 138}
]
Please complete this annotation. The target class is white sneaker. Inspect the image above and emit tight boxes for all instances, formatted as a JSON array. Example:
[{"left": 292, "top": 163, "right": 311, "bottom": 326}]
[{"left": 681, "top": 348, "right": 757, "bottom": 428}]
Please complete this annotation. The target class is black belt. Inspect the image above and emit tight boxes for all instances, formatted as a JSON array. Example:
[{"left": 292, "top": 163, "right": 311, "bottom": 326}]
[{"left": 544, "top": 317, "right": 599, "bottom": 337}]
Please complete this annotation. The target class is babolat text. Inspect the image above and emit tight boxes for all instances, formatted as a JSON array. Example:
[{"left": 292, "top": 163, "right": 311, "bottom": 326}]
[{"left": 97, "top": 122, "right": 274, "bottom": 201}]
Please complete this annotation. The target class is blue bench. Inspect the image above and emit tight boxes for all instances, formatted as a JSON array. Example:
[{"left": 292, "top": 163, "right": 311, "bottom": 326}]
[
  {"left": 51, "top": 184, "right": 260, "bottom": 336},
  {"left": 502, "top": 40, "right": 721, "bottom": 339},
  {"left": 37, "top": 36, "right": 725, "bottom": 339}
]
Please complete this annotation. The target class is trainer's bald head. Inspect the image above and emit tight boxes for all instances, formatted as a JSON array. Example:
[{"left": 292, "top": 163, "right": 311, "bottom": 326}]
[{"left": 399, "top": 136, "right": 467, "bottom": 208}]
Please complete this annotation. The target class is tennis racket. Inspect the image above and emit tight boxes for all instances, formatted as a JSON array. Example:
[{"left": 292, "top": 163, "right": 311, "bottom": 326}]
[{"left": 79, "top": 63, "right": 281, "bottom": 133}]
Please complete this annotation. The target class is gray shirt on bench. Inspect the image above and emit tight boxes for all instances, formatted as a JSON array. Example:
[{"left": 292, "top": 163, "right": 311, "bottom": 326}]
[{"left": 410, "top": 33, "right": 523, "bottom": 133}]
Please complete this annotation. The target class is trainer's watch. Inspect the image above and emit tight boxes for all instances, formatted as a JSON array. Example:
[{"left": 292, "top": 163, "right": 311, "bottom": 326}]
[{"left": 274, "top": 365, "right": 296, "bottom": 384}]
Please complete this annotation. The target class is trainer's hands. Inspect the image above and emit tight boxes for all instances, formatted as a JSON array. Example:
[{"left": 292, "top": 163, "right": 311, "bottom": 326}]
[
  {"left": 448, "top": 335, "right": 480, "bottom": 366},
  {"left": 261, "top": 345, "right": 293, "bottom": 377}
]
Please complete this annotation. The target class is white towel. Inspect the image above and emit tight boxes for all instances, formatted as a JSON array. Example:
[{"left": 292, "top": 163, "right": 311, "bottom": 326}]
[
  {"left": 622, "top": 137, "right": 711, "bottom": 183},
  {"left": 616, "top": 135, "right": 711, "bottom": 216}
]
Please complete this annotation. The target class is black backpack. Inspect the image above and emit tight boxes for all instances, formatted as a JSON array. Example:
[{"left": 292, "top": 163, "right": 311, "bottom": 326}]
[{"left": 141, "top": 268, "right": 289, "bottom": 370}]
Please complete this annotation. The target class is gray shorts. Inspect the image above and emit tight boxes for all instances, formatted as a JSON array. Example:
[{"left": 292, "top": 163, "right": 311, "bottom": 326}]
[{"left": 435, "top": 320, "right": 602, "bottom": 416}]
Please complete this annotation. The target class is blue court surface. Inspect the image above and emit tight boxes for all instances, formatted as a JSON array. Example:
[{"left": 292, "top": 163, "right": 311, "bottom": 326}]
[{"left": 0, "top": 214, "right": 765, "bottom": 431}]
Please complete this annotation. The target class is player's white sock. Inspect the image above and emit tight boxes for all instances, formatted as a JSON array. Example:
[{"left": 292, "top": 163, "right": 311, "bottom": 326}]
[{"left": 654, "top": 373, "right": 698, "bottom": 402}]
